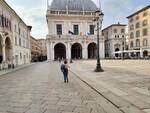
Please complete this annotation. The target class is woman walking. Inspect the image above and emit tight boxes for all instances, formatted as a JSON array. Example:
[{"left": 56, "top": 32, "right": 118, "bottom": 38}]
[{"left": 61, "top": 60, "right": 69, "bottom": 83}]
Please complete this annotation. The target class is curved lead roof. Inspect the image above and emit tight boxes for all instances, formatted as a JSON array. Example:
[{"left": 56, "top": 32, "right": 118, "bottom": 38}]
[{"left": 50, "top": 0, "right": 97, "bottom": 11}]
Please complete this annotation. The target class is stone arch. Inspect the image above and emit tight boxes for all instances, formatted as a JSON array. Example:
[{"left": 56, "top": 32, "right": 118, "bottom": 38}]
[
  {"left": 54, "top": 42, "right": 67, "bottom": 48},
  {"left": 88, "top": 42, "right": 97, "bottom": 59},
  {"left": 115, "top": 48, "right": 120, "bottom": 57},
  {"left": 71, "top": 43, "right": 82, "bottom": 59},
  {"left": 5, "top": 37, "right": 12, "bottom": 62},
  {"left": 54, "top": 43, "right": 66, "bottom": 60},
  {"left": 114, "top": 43, "right": 121, "bottom": 57}
]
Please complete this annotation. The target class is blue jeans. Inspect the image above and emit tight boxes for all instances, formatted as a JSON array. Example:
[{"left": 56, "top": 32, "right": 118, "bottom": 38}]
[{"left": 63, "top": 71, "right": 68, "bottom": 82}]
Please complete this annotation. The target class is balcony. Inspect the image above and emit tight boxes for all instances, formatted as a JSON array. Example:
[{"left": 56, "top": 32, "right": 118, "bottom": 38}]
[{"left": 47, "top": 35, "right": 104, "bottom": 42}]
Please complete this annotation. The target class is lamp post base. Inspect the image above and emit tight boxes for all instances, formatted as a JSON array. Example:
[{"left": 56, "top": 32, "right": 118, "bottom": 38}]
[
  {"left": 95, "top": 65, "right": 104, "bottom": 72},
  {"left": 70, "top": 59, "right": 73, "bottom": 63}
]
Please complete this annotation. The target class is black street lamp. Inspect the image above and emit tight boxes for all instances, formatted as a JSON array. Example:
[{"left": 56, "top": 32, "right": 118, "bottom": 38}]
[
  {"left": 122, "top": 39, "right": 125, "bottom": 60},
  {"left": 70, "top": 57, "right": 73, "bottom": 63},
  {"left": 70, "top": 43, "right": 73, "bottom": 63},
  {"left": 122, "top": 36, "right": 126, "bottom": 60},
  {"left": 94, "top": 8, "right": 104, "bottom": 72}
]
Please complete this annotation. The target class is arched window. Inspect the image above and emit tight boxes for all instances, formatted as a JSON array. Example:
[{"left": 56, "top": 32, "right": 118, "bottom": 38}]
[
  {"left": 136, "top": 22, "right": 140, "bottom": 28},
  {"left": 130, "top": 25, "right": 134, "bottom": 30},
  {"left": 136, "top": 16, "right": 139, "bottom": 20},
  {"left": 136, "top": 30, "right": 140, "bottom": 38},
  {"left": 130, "top": 32, "right": 134, "bottom": 39},
  {"left": 130, "top": 41, "right": 134, "bottom": 48},
  {"left": 143, "top": 12, "right": 148, "bottom": 17},
  {"left": 143, "top": 19, "right": 148, "bottom": 26},
  {"left": 143, "top": 28, "right": 148, "bottom": 36},
  {"left": 136, "top": 39, "right": 140, "bottom": 47},
  {"left": 143, "top": 39, "right": 148, "bottom": 46}
]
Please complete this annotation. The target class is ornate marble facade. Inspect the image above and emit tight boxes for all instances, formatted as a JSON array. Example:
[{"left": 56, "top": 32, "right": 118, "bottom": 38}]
[{"left": 46, "top": 0, "right": 105, "bottom": 60}]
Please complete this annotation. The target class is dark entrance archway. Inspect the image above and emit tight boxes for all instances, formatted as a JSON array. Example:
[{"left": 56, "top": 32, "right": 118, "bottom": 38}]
[
  {"left": 115, "top": 48, "right": 119, "bottom": 57},
  {"left": 88, "top": 42, "right": 97, "bottom": 59},
  {"left": 54, "top": 43, "right": 66, "bottom": 60},
  {"left": 5, "top": 37, "right": 12, "bottom": 61},
  {"left": 71, "top": 43, "right": 82, "bottom": 59}
]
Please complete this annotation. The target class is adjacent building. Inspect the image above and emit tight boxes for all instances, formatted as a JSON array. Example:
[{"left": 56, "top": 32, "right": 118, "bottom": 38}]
[
  {"left": 37, "top": 39, "right": 47, "bottom": 61},
  {"left": 30, "top": 36, "right": 41, "bottom": 62},
  {"left": 102, "top": 23, "right": 126, "bottom": 58},
  {"left": 127, "top": 5, "right": 150, "bottom": 58},
  {"left": 46, "top": 0, "right": 105, "bottom": 61},
  {"left": 0, "top": 0, "right": 31, "bottom": 67}
]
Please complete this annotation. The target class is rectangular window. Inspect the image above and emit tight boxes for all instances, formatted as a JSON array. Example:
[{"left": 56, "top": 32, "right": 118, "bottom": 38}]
[
  {"left": 19, "top": 28, "right": 21, "bottom": 35},
  {"left": 121, "top": 29, "right": 125, "bottom": 33},
  {"left": 23, "top": 40, "right": 25, "bottom": 47},
  {"left": 14, "top": 25, "right": 17, "bottom": 32},
  {"left": 19, "top": 38, "right": 21, "bottom": 46},
  {"left": 56, "top": 24, "right": 62, "bottom": 35},
  {"left": 20, "top": 53, "right": 22, "bottom": 59},
  {"left": 114, "top": 29, "right": 117, "bottom": 33},
  {"left": 0, "top": 15, "right": 2, "bottom": 27},
  {"left": 89, "top": 25, "right": 94, "bottom": 35},
  {"left": 15, "top": 37, "right": 17, "bottom": 45},
  {"left": 143, "top": 29, "right": 148, "bottom": 36},
  {"left": 73, "top": 25, "right": 79, "bottom": 35}
]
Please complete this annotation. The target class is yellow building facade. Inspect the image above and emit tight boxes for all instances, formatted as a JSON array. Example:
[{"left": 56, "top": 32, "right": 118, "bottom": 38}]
[{"left": 127, "top": 5, "right": 150, "bottom": 58}]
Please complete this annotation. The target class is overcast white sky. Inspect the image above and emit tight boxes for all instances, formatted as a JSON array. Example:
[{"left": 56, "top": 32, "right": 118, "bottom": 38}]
[{"left": 5, "top": 0, "right": 150, "bottom": 39}]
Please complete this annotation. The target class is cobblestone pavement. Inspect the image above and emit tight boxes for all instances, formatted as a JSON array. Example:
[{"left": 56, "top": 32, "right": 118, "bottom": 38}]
[
  {"left": 70, "top": 60, "right": 150, "bottom": 113},
  {"left": 0, "top": 61, "right": 125, "bottom": 113},
  {"left": 0, "top": 63, "right": 34, "bottom": 76}
]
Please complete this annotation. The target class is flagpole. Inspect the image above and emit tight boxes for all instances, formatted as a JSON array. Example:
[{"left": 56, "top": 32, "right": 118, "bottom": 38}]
[
  {"left": 66, "top": 0, "right": 69, "bottom": 14},
  {"left": 82, "top": 0, "right": 85, "bottom": 14},
  {"left": 99, "top": 0, "right": 101, "bottom": 10},
  {"left": 47, "top": 0, "right": 49, "bottom": 9}
]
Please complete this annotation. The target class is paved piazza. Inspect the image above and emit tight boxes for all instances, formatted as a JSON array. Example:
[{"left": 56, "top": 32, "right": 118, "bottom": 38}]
[
  {"left": 0, "top": 61, "right": 124, "bottom": 113},
  {"left": 70, "top": 60, "right": 150, "bottom": 113},
  {"left": 0, "top": 60, "right": 150, "bottom": 113}
]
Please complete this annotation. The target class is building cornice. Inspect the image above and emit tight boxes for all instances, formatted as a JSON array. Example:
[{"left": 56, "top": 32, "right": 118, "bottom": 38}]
[
  {"left": 1, "top": 0, "right": 31, "bottom": 30},
  {"left": 127, "top": 5, "right": 150, "bottom": 18},
  {"left": 102, "top": 24, "right": 126, "bottom": 32}
]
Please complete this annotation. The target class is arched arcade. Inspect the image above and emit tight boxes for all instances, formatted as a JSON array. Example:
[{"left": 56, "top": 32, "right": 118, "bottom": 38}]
[
  {"left": 71, "top": 43, "right": 82, "bottom": 59},
  {"left": 54, "top": 43, "right": 66, "bottom": 60},
  {"left": 88, "top": 42, "right": 97, "bottom": 59}
]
